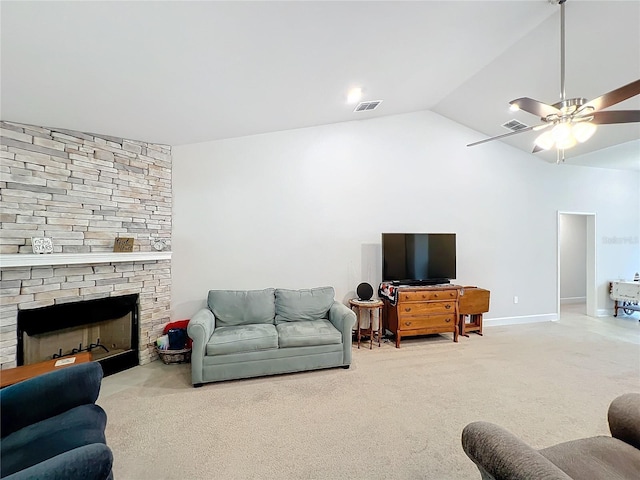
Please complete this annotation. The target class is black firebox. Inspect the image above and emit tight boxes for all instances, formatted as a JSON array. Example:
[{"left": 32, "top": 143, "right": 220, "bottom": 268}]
[{"left": 17, "top": 294, "right": 139, "bottom": 376}]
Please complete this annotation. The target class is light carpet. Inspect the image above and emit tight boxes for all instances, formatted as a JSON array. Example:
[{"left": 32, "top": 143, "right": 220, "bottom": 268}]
[{"left": 98, "top": 307, "right": 640, "bottom": 479}]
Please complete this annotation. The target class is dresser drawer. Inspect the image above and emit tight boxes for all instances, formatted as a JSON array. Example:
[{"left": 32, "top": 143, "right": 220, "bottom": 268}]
[
  {"left": 399, "top": 290, "right": 458, "bottom": 302},
  {"left": 398, "top": 301, "right": 456, "bottom": 316},
  {"left": 398, "top": 314, "right": 456, "bottom": 330}
]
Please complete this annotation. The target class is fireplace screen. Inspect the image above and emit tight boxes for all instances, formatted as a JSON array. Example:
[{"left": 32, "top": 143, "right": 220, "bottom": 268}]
[{"left": 17, "top": 294, "right": 139, "bottom": 375}]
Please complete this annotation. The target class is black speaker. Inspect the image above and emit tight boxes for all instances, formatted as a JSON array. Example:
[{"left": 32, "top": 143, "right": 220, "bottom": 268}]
[{"left": 356, "top": 282, "right": 373, "bottom": 301}]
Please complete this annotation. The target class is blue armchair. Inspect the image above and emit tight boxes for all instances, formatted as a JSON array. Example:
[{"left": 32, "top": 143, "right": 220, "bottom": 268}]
[{"left": 1, "top": 362, "right": 113, "bottom": 480}]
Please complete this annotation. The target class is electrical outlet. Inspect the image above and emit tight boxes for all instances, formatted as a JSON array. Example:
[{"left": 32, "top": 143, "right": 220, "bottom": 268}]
[{"left": 514, "top": 296, "right": 519, "bottom": 304}]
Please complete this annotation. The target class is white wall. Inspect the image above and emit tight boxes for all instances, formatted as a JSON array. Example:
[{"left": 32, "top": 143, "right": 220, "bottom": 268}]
[
  {"left": 559, "top": 214, "right": 587, "bottom": 301},
  {"left": 171, "top": 110, "right": 640, "bottom": 321}
]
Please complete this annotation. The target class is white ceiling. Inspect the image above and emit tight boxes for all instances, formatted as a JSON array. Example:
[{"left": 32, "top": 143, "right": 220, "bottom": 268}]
[{"left": 2, "top": 1, "right": 639, "bottom": 170}]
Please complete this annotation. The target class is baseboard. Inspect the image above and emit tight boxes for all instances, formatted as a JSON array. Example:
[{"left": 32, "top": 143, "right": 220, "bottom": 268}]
[
  {"left": 560, "top": 297, "right": 586, "bottom": 305},
  {"left": 596, "top": 308, "right": 614, "bottom": 317},
  {"left": 484, "top": 313, "right": 558, "bottom": 327}
]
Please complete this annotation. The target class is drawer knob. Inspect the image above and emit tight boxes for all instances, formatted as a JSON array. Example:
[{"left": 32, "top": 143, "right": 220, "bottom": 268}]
[
  {"left": 445, "top": 304, "right": 451, "bottom": 309},
  {"left": 434, "top": 294, "right": 438, "bottom": 298},
  {"left": 404, "top": 307, "right": 411, "bottom": 312},
  {"left": 445, "top": 318, "right": 451, "bottom": 323},
  {"left": 404, "top": 321, "right": 412, "bottom": 326}
]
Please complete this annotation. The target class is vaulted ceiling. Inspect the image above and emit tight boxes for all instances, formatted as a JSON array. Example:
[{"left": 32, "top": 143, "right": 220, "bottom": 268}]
[{"left": 2, "top": 1, "right": 638, "bottom": 170}]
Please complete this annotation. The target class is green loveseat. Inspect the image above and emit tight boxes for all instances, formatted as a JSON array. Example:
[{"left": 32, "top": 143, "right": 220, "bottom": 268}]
[{"left": 187, "top": 287, "right": 356, "bottom": 386}]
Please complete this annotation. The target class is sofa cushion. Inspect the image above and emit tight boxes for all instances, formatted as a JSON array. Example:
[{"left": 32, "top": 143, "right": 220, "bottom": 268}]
[
  {"left": 275, "top": 287, "right": 335, "bottom": 324},
  {"left": 208, "top": 289, "right": 275, "bottom": 327},
  {"left": 206, "top": 324, "right": 278, "bottom": 356},
  {"left": 276, "top": 320, "right": 342, "bottom": 348}
]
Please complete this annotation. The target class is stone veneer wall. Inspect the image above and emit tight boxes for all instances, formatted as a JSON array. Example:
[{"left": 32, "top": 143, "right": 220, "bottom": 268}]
[{"left": 0, "top": 121, "right": 172, "bottom": 368}]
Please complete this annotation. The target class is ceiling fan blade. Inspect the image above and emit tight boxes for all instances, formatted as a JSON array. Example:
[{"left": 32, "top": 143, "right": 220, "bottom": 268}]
[
  {"left": 590, "top": 110, "right": 640, "bottom": 125},
  {"left": 579, "top": 79, "right": 640, "bottom": 113},
  {"left": 532, "top": 145, "right": 544, "bottom": 154},
  {"left": 510, "top": 97, "right": 561, "bottom": 119},
  {"left": 467, "top": 125, "right": 539, "bottom": 147}
]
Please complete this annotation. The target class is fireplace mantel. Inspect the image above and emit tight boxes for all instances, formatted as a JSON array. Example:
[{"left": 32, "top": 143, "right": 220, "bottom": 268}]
[{"left": 0, "top": 252, "right": 172, "bottom": 268}]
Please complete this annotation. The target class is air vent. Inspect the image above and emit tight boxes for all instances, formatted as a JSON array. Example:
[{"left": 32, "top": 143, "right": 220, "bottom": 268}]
[
  {"left": 502, "top": 119, "right": 529, "bottom": 132},
  {"left": 354, "top": 100, "right": 383, "bottom": 112}
]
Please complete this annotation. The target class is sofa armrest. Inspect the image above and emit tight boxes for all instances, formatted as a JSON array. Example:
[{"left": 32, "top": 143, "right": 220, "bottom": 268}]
[
  {"left": 608, "top": 393, "right": 640, "bottom": 450},
  {"left": 187, "top": 308, "right": 215, "bottom": 384},
  {"left": 3, "top": 444, "right": 113, "bottom": 480},
  {"left": 0, "top": 362, "right": 103, "bottom": 439},
  {"left": 462, "top": 421, "right": 572, "bottom": 480},
  {"left": 328, "top": 301, "right": 356, "bottom": 365}
]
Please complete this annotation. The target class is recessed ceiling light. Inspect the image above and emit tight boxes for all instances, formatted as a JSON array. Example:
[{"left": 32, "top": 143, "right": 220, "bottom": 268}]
[{"left": 347, "top": 87, "right": 363, "bottom": 104}]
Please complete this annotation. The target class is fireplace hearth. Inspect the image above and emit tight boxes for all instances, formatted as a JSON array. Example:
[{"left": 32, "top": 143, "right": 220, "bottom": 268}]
[{"left": 17, "top": 294, "right": 139, "bottom": 376}]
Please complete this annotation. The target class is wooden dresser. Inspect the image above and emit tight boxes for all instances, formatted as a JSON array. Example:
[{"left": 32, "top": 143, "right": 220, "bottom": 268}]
[{"left": 384, "top": 286, "right": 459, "bottom": 348}]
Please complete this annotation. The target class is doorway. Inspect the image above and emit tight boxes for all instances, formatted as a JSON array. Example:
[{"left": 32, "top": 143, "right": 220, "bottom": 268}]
[{"left": 557, "top": 212, "right": 597, "bottom": 318}]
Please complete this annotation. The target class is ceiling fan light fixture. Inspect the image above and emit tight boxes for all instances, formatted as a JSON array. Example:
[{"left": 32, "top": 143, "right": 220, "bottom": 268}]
[
  {"left": 555, "top": 135, "right": 577, "bottom": 150},
  {"left": 534, "top": 130, "right": 555, "bottom": 150},
  {"left": 551, "top": 122, "right": 572, "bottom": 143},
  {"left": 509, "top": 102, "right": 520, "bottom": 112},
  {"left": 572, "top": 121, "right": 597, "bottom": 143}
]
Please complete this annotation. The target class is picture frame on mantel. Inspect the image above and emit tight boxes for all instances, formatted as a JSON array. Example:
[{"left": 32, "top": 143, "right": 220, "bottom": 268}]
[
  {"left": 31, "top": 237, "right": 53, "bottom": 254},
  {"left": 113, "top": 237, "right": 134, "bottom": 252}
]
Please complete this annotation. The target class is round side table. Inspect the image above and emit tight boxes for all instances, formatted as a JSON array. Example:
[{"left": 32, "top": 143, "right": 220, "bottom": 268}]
[{"left": 349, "top": 298, "right": 384, "bottom": 349}]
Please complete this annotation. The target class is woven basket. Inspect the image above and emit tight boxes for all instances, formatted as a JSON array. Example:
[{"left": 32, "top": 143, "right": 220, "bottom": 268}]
[{"left": 155, "top": 347, "right": 191, "bottom": 365}]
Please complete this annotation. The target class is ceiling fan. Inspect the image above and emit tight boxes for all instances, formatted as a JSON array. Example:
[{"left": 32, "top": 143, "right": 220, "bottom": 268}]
[{"left": 468, "top": 0, "right": 640, "bottom": 163}]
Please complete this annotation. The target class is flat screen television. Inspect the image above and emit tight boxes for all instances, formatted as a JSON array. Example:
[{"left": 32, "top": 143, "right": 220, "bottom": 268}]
[{"left": 382, "top": 233, "right": 456, "bottom": 285}]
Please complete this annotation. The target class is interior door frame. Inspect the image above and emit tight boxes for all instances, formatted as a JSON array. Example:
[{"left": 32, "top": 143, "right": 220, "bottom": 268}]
[{"left": 557, "top": 211, "right": 597, "bottom": 318}]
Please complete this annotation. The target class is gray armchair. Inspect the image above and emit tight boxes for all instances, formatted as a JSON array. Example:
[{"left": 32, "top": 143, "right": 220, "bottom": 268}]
[{"left": 462, "top": 393, "right": 640, "bottom": 479}]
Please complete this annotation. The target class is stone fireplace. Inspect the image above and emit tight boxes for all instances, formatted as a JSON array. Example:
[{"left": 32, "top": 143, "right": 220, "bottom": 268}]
[
  {"left": 1, "top": 254, "right": 171, "bottom": 369},
  {"left": 0, "top": 121, "right": 173, "bottom": 369}
]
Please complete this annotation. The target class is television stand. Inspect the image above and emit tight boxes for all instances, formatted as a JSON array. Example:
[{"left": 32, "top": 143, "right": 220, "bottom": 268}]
[{"left": 383, "top": 285, "right": 459, "bottom": 347}]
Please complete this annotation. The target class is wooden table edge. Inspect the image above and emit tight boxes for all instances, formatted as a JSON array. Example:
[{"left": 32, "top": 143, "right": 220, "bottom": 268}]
[{"left": 0, "top": 352, "right": 93, "bottom": 388}]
